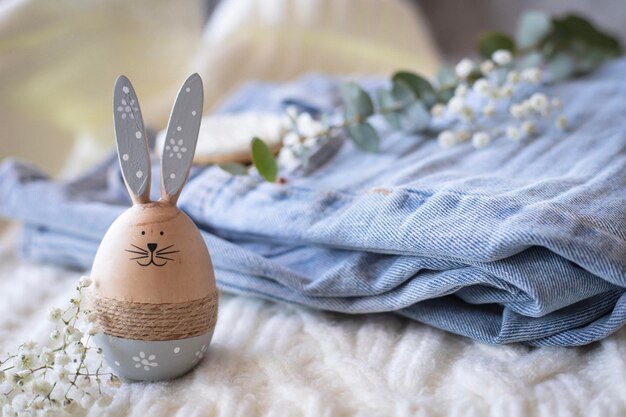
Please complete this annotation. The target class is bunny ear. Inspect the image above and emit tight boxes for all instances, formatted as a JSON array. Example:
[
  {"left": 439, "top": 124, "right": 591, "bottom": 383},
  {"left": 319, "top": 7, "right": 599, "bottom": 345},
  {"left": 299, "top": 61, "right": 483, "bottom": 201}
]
[
  {"left": 113, "top": 75, "right": 151, "bottom": 204},
  {"left": 160, "top": 73, "right": 203, "bottom": 205}
]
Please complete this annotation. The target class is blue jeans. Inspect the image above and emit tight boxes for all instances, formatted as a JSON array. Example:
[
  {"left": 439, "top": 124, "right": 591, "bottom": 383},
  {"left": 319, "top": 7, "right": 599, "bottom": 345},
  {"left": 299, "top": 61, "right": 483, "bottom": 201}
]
[{"left": 2, "top": 61, "right": 626, "bottom": 346}]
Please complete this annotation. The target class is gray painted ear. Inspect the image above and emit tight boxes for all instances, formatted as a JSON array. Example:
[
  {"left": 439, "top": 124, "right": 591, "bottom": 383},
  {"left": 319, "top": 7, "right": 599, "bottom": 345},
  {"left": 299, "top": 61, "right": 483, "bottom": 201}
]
[
  {"left": 113, "top": 76, "right": 151, "bottom": 204},
  {"left": 160, "top": 73, "right": 203, "bottom": 204}
]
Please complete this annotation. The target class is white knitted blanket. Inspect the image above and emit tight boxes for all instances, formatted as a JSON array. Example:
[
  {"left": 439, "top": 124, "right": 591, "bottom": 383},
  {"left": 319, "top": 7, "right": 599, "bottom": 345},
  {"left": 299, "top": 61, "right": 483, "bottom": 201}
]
[{"left": 1, "top": 227, "right": 625, "bottom": 417}]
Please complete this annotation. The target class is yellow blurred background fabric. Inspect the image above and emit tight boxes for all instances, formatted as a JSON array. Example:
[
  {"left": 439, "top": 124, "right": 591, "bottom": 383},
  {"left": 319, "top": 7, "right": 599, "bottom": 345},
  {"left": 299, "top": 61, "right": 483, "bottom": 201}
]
[{"left": 0, "top": 0, "right": 440, "bottom": 176}]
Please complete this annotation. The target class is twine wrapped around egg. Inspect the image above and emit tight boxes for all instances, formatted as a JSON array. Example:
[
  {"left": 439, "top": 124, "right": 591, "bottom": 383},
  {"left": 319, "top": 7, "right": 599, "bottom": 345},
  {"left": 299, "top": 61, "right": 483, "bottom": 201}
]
[{"left": 90, "top": 293, "right": 218, "bottom": 341}]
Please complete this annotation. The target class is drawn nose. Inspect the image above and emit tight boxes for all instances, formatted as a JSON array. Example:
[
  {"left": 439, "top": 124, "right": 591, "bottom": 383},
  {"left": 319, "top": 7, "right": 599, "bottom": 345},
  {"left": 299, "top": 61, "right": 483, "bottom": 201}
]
[{"left": 147, "top": 243, "right": 158, "bottom": 252}]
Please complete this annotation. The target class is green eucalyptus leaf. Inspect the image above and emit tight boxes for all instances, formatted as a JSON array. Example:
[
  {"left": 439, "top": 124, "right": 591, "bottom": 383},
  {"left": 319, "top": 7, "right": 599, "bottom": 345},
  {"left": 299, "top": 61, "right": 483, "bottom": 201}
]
[
  {"left": 477, "top": 32, "right": 516, "bottom": 58},
  {"left": 516, "top": 10, "right": 552, "bottom": 49},
  {"left": 392, "top": 71, "right": 437, "bottom": 107},
  {"left": 397, "top": 101, "right": 430, "bottom": 132},
  {"left": 341, "top": 82, "right": 374, "bottom": 119},
  {"left": 546, "top": 52, "right": 576, "bottom": 82},
  {"left": 377, "top": 89, "right": 401, "bottom": 130},
  {"left": 251, "top": 137, "right": 278, "bottom": 182},
  {"left": 544, "top": 14, "right": 622, "bottom": 62},
  {"left": 219, "top": 163, "right": 248, "bottom": 176},
  {"left": 347, "top": 122, "right": 379, "bottom": 152}
]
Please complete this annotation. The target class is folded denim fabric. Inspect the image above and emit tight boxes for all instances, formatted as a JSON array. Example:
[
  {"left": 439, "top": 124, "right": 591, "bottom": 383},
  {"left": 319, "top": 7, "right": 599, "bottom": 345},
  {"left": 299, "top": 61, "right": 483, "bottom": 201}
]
[{"left": 1, "top": 63, "right": 625, "bottom": 346}]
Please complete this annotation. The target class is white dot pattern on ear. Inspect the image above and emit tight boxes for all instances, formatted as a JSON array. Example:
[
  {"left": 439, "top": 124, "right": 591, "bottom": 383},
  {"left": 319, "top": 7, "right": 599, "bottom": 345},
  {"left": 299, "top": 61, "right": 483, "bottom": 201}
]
[
  {"left": 113, "top": 75, "right": 150, "bottom": 201},
  {"left": 161, "top": 74, "right": 203, "bottom": 202}
]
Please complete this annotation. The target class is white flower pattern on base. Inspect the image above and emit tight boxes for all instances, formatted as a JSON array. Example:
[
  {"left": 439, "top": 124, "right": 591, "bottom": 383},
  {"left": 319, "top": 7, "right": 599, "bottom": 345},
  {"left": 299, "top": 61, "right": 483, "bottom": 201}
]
[{"left": 132, "top": 351, "right": 158, "bottom": 371}]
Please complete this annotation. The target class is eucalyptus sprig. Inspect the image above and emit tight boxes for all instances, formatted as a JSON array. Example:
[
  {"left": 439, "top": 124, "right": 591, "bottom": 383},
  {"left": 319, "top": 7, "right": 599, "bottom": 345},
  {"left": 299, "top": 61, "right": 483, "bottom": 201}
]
[
  {"left": 0, "top": 278, "right": 116, "bottom": 416},
  {"left": 248, "top": 10, "right": 622, "bottom": 182}
]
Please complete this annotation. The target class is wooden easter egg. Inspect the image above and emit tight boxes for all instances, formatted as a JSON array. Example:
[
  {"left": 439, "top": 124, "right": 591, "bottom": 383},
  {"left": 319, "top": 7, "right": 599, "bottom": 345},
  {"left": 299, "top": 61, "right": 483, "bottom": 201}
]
[{"left": 89, "top": 74, "right": 218, "bottom": 381}]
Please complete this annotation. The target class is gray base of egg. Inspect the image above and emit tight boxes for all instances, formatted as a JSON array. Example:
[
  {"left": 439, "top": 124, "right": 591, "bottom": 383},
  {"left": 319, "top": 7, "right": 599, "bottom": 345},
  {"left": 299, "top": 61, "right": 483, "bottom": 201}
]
[{"left": 94, "top": 331, "right": 214, "bottom": 381}]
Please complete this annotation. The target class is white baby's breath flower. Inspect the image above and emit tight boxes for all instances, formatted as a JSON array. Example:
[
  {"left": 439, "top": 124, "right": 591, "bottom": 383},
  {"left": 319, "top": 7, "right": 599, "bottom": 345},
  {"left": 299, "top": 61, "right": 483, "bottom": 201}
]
[
  {"left": 53, "top": 365, "right": 70, "bottom": 382},
  {"left": 454, "top": 84, "right": 468, "bottom": 98},
  {"left": 282, "top": 132, "right": 300, "bottom": 147},
  {"left": 556, "top": 115, "right": 568, "bottom": 130},
  {"left": 277, "top": 147, "right": 301, "bottom": 171},
  {"left": 455, "top": 58, "right": 474, "bottom": 79},
  {"left": 472, "top": 78, "right": 491, "bottom": 96},
  {"left": 71, "top": 342, "right": 87, "bottom": 356},
  {"left": 14, "top": 353, "right": 35, "bottom": 371},
  {"left": 31, "top": 381, "right": 52, "bottom": 397},
  {"left": 79, "top": 276, "right": 92, "bottom": 288},
  {"left": 521, "top": 120, "right": 537, "bottom": 137},
  {"left": 509, "top": 104, "right": 524, "bottom": 119},
  {"left": 50, "top": 330, "right": 61, "bottom": 341},
  {"left": 459, "top": 106, "right": 476, "bottom": 122},
  {"left": 499, "top": 85, "right": 513, "bottom": 98},
  {"left": 455, "top": 130, "right": 471, "bottom": 142},
  {"left": 85, "top": 311, "right": 98, "bottom": 323},
  {"left": 14, "top": 370, "right": 32, "bottom": 387},
  {"left": 87, "top": 325, "right": 102, "bottom": 337},
  {"left": 447, "top": 96, "right": 464, "bottom": 113},
  {"left": 55, "top": 352, "right": 71, "bottom": 366},
  {"left": 506, "top": 125, "right": 521, "bottom": 141},
  {"left": 480, "top": 60, "right": 495, "bottom": 75},
  {"left": 5, "top": 371, "right": 19, "bottom": 388},
  {"left": 48, "top": 308, "right": 63, "bottom": 322},
  {"left": 438, "top": 130, "right": 457, "bottom": 148},
  {"left": 68, "top": 329, "right": 84, "bottom": 344},
  {"left": 430, "top": 103, "right": 445, "bottom": 118},
  {"left": 529, "top": 93, "right": 549, "bottom": 114},
  {"left": 62, "top": 400, "right": 86, "bottom": 417},
  {"left": 506, "top": 70, "right": 521, "bottom": 85},
  {"left": 551, "top": 98, "right": 562, "bottom": 111},
  {"left": 21, "top": 341, "right": 37, "bottom": 352},
  {"left": 492, "top": 49, "right": 513, "bottom": 66},
  {"left": 471, "top": 131, "right": 491, "bottom": 149},
  {"left": 295, "top": 113, "right": 323, "bottom": 138},
  {"left": 38, "top": 348, "right": 55, "bottom": 366},
  {"left": 482, "top": 103, "right": 496, "bottom": 117},
  {"left": 521, "top": 68, "right": 541, "bottom": 84},
  {"left": 64, "top": 325, "right": 77, "bottom": 336}
]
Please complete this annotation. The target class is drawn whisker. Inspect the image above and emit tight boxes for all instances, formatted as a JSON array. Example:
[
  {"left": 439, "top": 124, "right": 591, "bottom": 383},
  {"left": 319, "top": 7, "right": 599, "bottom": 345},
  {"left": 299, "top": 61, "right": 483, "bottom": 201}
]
[
  {"left": 156, "top": 245, "right": 174, "bottom": 254},
  {"left": 155, "top": 255, "right": 174, "bottom": 261},
  {"left": 125, "top": 249, "right": 150, "bottom": 255},
  {"left": 130, "top": 255, "right": 150, "bottom": 260},
  {"left": 130, "top": 244, "right": 149, "bottom": 253},
  {"left": 154, "top": 250, "right": 180, "bottom": 256}
]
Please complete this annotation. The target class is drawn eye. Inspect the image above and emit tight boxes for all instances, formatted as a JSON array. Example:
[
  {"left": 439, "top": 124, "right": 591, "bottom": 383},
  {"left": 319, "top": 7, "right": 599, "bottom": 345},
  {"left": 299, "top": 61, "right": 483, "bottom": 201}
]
[
  {"left": 141, "top": 231, "right": 145, "bottom": 235},
  {"left": 160, "top": 231, "right": 164, "bottom": 236}
]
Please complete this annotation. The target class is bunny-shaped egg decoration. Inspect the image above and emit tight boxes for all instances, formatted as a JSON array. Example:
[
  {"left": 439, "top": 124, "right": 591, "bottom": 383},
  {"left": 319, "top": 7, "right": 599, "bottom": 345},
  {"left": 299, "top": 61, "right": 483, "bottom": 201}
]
[{"left": 88, "top": 74, "right": 218, "bottom": 381}]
